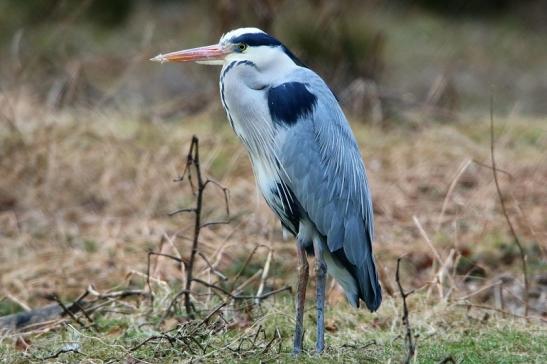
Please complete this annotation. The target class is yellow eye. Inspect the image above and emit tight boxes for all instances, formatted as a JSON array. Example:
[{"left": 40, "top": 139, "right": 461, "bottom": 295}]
[{"left": 238, "top": 43, "right": 247, "bottom": 52}]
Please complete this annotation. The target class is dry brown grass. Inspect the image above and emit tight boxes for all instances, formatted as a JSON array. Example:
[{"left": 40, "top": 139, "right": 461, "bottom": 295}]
[{"left": 1, "top": 91, "right": 545, "bottom": 321}]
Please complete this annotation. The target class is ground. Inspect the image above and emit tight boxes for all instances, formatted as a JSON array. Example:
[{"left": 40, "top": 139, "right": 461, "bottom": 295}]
[{"left": 0, "top": 108, "right": 545, "bottom": 362}]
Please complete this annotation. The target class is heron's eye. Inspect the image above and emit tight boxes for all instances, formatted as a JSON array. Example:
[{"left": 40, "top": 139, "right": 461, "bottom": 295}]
[{"left": 238, "top": 43, "right": 247, "bottom": 52}]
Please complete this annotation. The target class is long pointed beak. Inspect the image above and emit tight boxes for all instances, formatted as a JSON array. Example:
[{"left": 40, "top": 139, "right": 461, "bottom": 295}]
[{"left": 150, "top": 44, "right": 228, "bottom": 64}]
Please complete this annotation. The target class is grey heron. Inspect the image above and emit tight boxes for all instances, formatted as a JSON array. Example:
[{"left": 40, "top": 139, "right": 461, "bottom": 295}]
[{"left": 151, "top": 27, "right": 382, "bottom": 354}]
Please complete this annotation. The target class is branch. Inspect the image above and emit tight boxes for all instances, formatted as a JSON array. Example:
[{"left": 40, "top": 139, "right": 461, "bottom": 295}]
[
  {"left": 489, "top": 96, "right": 529, "bottom": 317},
  {"left": 192, "top": 278, "right": 291, "bottom": 301},
  {"left": 396, "top": 257, "right": 416, "bottom": 364},
  {"left": 45, "top": 293, "right": 87, "bottom": 328},
  {"left": 147, "top": 251, "right": 186, "bottom": 304},
  {"left": 170, "top": 136, "right": 232, "bottom": 318},
  {"left": 168, "top": 208, "right": 196, "bottom": 217},
  {"left": 178, "top": 136, "right": 205, "bottom": 319},
  {"left": 39, "top": 345, "right": 83, "bottom": 360}
]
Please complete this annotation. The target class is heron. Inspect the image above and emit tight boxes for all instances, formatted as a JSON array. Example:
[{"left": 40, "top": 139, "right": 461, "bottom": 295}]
[{"left": 151, "top": 27, "right": 382, "bottom": 354}]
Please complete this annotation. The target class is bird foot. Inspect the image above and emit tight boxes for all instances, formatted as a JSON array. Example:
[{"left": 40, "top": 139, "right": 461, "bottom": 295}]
[
  {"left": 292, "top": 347, "right": 302, "bottom": 356},
  {"left": 315, "top": 343, "right": 325, "bottom": 354}
]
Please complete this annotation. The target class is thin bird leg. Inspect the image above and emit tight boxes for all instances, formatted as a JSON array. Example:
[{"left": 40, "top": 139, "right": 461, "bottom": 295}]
[
  {"left": 293, "top": 241, "right": 309, "bottom": 354},
  {"left": 313, "top": 238, "right": 327, "bottom": 353}
]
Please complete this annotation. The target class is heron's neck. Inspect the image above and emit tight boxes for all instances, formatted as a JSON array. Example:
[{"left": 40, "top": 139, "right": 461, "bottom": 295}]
[{"left": 219, "top": 60, "right": 283, "bottom": 175}]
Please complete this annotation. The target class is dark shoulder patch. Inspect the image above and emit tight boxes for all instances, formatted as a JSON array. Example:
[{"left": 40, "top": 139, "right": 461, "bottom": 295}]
[{"left": 267, "top": 82, "right": 317, "bottom": 126}]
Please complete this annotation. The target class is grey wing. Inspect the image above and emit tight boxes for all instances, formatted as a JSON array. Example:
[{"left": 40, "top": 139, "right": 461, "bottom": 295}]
[{"left": 276, "top": 70, "right": 381, "bottom": 310}]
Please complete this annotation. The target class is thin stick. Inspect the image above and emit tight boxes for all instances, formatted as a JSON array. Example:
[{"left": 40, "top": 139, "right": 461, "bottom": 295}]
[
  {"left": 413, "top": 216, "right": 443, "bottom": 265},
  {"left": 233, "top": 269, "right": 263, "bottom": 294},
  {"left": 192, "top": 278, "right": 290, "bottom": 301},
  {"left": 147, "top": 251, "right": 187, "bottom": 304},
  {"left": 437, "top": 159, "right": 472, "bottom": 230},
  {"left": 230, "top": 244, "right": 266, "bottom": 291},
  {"left": 69, "top": 290, "right": 94, "bottom": 327},
  {"left": 256, "top": 249, "right": 273, "bottom": 304},
  {"left": 396, "top": 257, "right": 416, "bottom": 364},
  {"left": 457, "top": 303, "right": 545, "bottom": 322},
  {"left": 46, "top": 294, "right": 86, "bottom": 328},
  {"left": 4, "top": 293, "right": 31, "bottom": 312},
  {"left": 160, "top": 290, "right": 190, "bottom": 322},
  {"left": 198, "top": 251, "right": 227, "bottom": 280},
  {"left": 472, "top": 159, "right": 513, "bottom": 179},
  {"left": 489, "top": 96, "right": 529, "bottom": 317},
  {"left": 38, "top": 346, "right": 83, "bottom": 360},
  {"left": 86, "top": 286, "right": 148, "bottom": 299}
]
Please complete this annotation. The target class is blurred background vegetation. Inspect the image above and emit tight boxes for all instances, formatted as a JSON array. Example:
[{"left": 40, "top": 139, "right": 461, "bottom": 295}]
[
  {"left": 1, "top": 0, "right": 547, "bottom": 119},
  {"left": 0, "top": 1, "right": 545, "bottom": 361}
]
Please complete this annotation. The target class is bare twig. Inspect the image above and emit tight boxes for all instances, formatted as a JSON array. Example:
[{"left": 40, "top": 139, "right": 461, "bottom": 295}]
[
  {"left": 86, "top": 286, "right": 148, "bottom": 300},
  {"left": 256, "top": 249, "right": 273, "bottom": 304},
  {"left": 413, "top": 216, "right": 443, "bottom": 265},
  {"left": 146, "top": 251, "right": 187, "bottom": 304},
  {"left": 130, "top": 333, "right": 177, "bottom": 352},
  {"left": 198, "top": 301, "right": 228, "bottom": 328},
  {"left": 3, "top": 292, "right": 31, "bottom": 312},
  {"left": 192, "top": 278, "right": 290, "bottom": 301},
  {"left": 160, "top": 289, "right": 190, "bottom": 322},
  {"left": 39, "top": 345, "right": 83, "bottom": 360},
  {"left": 249, "top": 286, "right": 291, "bottom": 300},
  {"left": 396, "top": 257, "right": 416, "bottom": 364},
  {"left": 45, "top": 293, "right": 87, "bottom": 328},
  {"left": 472, "top": 159, "right": 513, "bottom": 179},
  {"left": 169, "top": 208, "right": 196, "bottom": 216},
  {"left": 172, "top": 136, "right": 231, "bottom": 318},
  {"left": 69, "top": 290, "right": 94, "bottom": 327},
  {"left": 198, "top": 251, "right": 227, "bottom": 281},
  {"left": 183, "top": 136, "right": 205, "bottom": 319},
  {"left": 203, "top": 178, "right": 231, "bottom": 217},
  {"left": 437, "top": 159, "right": 472, "bottom": 230},
  {"left": 489, "top": 96, "right": 529, "bottom": 317},
  {"left": 230, "top": 244, "right": 268, "bottom": 291},
  {"left": 457, "top": 303, "right": 545, "bottom": 322}
]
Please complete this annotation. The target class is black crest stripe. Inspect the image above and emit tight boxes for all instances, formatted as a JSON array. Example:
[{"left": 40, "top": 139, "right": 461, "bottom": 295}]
[
  {"left": 230, "top": 33, "right": 281, "bottom": 47},
  {"left": 229, "top": 32, "right": 307, "bottom": 67}
]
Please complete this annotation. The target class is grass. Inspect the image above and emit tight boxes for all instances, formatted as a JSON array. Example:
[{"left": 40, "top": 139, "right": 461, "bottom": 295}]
[
  {"left": 0, "top": 107, "right": 545, "bottom": 362},
  {"left": 0, "top": 294, "right": 545, "bottom": 363}
]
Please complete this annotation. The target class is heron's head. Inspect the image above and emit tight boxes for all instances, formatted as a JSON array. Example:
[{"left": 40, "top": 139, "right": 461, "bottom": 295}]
[{"left": 151, "top": 27, "right": 304, "bottom": 70}]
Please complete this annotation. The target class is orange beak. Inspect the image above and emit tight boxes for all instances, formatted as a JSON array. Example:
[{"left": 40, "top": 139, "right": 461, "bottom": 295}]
[{"left": 150, "top": 44, "right": 229, "bottom": 64}]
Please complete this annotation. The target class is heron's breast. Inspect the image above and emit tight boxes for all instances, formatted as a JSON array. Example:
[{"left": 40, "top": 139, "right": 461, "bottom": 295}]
[
  {"left": 251, "top": 156, "right": 278, "bottom": 199},
  {"left": 251, "top": 155, "right": 302, "bottom": 236}
]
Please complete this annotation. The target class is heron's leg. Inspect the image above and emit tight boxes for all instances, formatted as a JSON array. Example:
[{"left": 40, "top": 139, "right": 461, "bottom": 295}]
[
  {"left": 293, "top": 241, "right": 309, "bottom": 354},
  {"left": 313, "top": 238, "right": 327, "bottom": 353}
]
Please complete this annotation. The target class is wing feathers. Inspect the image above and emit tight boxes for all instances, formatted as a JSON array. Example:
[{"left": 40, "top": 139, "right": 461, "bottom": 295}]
[{"left": 275, "top": 68, "right": 381, "bottom": 310}]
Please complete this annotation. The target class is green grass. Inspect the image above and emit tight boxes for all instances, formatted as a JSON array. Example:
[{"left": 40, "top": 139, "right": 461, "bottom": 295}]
[{"left": 1, "top": 295, "right": 545, "bottom": 363}]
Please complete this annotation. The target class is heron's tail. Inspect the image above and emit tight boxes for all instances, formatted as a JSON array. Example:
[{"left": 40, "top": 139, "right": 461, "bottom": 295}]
[
  {"left": 356, "top": 254, "right": 382, "bottom": 311},
  {"left": 326, "top": 247, "right": 382, "bottom": 311}
]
